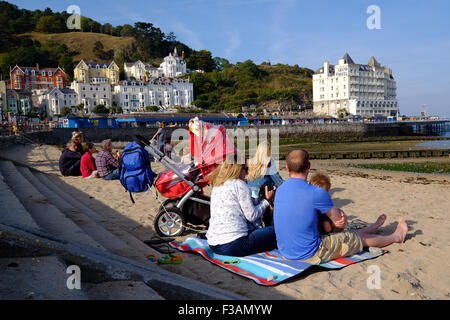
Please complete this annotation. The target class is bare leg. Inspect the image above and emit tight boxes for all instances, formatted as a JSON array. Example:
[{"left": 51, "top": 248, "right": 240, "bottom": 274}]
[
  {"left": 356, "top": 218, "right": 408, "bottom": 248},
  {"left": 358, "top": 214, "right": 387, "bottom": 234}
]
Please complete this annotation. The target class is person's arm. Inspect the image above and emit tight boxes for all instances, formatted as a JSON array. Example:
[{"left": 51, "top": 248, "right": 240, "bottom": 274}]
[
  {"left": 235, "top": 181, "right": 269, "bottom": 222},
  {"left": 106, "top": 152, "right": 120, "bottom": 169},
  {"left": 152, "top": 128, "right": 162, "bottom": 140},
  {"left": 325, "top": 207, "right": 348, "bottom": 229}
]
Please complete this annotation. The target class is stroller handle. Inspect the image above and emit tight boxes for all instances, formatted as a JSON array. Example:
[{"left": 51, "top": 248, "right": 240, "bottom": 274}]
[{"left": 133, "top": 135, "right": 199, "bottom": 193}]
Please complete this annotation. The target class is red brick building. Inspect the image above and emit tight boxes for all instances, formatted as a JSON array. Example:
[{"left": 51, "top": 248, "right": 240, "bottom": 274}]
[{"left": 10, "top": 64, "right": 67, "bottom": 91}]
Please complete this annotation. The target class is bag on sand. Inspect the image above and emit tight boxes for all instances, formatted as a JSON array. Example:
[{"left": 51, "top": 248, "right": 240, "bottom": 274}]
[{"left": 120, "top": 142, "right": 154, "bottom": 203}]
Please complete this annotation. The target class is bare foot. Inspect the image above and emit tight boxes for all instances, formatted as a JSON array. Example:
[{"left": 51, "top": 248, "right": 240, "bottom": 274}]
[
  {"left": 393, "top": 218, "right": 408, "bottom": 243},
  {"left": 363, "top": 214, "right": 387, "bottom": 234},
  {"left": 374, "top": 214, "right": 387, "bottom": 229}
]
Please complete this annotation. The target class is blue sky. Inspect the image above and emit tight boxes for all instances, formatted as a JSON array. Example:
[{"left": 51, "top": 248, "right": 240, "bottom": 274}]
[{"left": 9, "top": 0, "right": 450, "bottom": 117}]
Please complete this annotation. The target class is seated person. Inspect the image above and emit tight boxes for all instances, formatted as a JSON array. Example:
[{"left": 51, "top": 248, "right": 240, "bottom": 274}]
[
  {"left": 59, "top": 141, "right": 82, "bottom": 177},
  {"left": 95, "top": 139, "right": 122, "bottom": 180},
  {"left": 206, "top": 156, "right": 277, "bottom": 257},
  {"left": 81, "top": 143, "right": 98, "bottom": 179},
  {"left": 247, "top": 142, "right": 284, "bottom": 227},
  {"left": 309, "top": 172, "right": 340, "bottom": 234},
  {"left": 274, "top": 148, "right": 408, "bottom": 265},
  {"left": 247, "top": 142, "right": 283, "bottom": 201},
  {"left": 72, "top": 131, "right": 85, "bottom": 155}
]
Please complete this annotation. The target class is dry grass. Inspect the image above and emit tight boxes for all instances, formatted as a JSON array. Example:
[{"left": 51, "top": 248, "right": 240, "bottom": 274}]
[{"left": 22, "top": 32, "right": 136, "bottom": 62}]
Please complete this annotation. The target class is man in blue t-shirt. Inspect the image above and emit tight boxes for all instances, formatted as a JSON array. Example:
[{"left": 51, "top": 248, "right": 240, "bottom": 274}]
[{"left": 274, "top": 149, "right": 408, "bottom": 265}]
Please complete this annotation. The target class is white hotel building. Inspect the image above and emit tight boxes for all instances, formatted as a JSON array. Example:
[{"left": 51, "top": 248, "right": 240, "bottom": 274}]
[
  {"left": 313, "top": 53, "right": 398, "bottom": 118},
  {"left": 70, "top": 81, "right": 112, "bottom": 114},
  {"left": 113, "top": 78, "right": 193, "bottom": 112}
]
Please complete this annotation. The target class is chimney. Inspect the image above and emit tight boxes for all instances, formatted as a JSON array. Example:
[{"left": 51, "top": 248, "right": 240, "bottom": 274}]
[
  {"left": 182, "top": 51, "right": 185, "bottom": 59},
  {"left": 324, "top": 61, "right": 329, "bottom": 76},
  {"left": 36, "top": 63, "right": 40, "bottom": 71}
]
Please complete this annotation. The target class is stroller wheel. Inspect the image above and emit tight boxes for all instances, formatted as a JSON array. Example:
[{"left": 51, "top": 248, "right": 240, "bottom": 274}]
[{"left": 154, "top": 208, "right": 186, "bottom": 237}]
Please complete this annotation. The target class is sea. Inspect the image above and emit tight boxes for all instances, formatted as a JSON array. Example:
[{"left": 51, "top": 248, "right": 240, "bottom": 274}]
[{"left": 416, "top": 123, "right": 450, "bottom": 149}]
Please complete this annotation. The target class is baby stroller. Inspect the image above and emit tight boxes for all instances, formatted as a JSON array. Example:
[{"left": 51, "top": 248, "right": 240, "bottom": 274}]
[{"left": 134, "top": 118, "right": 236, "bottom": 237}]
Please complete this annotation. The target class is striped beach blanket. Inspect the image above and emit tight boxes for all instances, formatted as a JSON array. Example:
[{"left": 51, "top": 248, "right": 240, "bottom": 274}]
[{"left": 169, "top": 236, "right": 387, "bottom": 286}]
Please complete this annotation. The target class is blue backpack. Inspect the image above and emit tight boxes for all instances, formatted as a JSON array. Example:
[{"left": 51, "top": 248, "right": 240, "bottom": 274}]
[{"left": 120, "top": 142, "right": 154, "bottom": 203}]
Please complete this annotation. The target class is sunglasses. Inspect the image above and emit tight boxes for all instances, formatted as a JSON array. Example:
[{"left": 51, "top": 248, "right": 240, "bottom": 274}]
[{"left": 223, "top": 259, "right": 240, "bottom": 265}]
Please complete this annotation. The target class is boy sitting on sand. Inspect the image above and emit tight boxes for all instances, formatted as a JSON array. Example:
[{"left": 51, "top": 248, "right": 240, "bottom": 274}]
[{"left": 309, "top": 172, "right": 341, "bottom": 234}]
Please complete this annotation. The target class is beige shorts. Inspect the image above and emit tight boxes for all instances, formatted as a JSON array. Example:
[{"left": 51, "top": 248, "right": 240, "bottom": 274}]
[{"left": 301, "top": 231, "right": 363, "bottom": 265}]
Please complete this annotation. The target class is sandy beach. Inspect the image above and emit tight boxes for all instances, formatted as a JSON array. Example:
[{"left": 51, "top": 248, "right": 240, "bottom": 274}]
[{"left": 3, "top": 143, "right": 450, "bottom": 300}]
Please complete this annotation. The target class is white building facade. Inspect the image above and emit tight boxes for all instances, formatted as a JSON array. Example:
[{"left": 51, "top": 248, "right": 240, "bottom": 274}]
[
  {"left": 113, "top": 78, "right": 193, "bottom": 112},
  {"left": 313, "top": 53, "right": 398, "bottom": 118},
  {"left": 158, "top": 48, "right": 187, "bottom": 78},
  {"left": 124, "top": 61, "right": 160, "bottom": 81},
  {"left": 37, "top": 88, "right": 78, "bottom": 117},
  {"left": 70, "top": 81, "right": 112, "bottom": 114}
]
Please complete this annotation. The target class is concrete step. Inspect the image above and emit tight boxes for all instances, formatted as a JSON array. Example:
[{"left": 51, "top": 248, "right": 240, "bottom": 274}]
[
  {"left": 0, "top": 171, "right": 40, "bottom": 230},
  {"left": 83, "top": 281, "right": 164, "bottom": 300},
  {"left": 1, "top": 223, "right": 244, "bottom": 300},
  {"left": 0, "top": 256, "right": 164, "bottom": 300},
  {"left": 0, "top": 256, "right": 88, "bottom": 300},
  {"left": 36, "top": 172, "right": 158, "bottom": 264},
  {"left": 18, "top": 167, "right": 131, "bottom": 255},
  {"left": 0, "top": 161, "right": 103, "bottom": 249}
]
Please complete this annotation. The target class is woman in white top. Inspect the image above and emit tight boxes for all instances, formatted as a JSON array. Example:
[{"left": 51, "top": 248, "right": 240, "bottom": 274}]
[{"left": 206, "top": 157, "right": 276, "bottom": 256}]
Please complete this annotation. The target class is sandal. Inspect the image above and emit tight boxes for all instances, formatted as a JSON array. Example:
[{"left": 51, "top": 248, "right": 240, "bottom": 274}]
[
  {"left": 146, "top": 243, "right": 175, "bottom": 254},
  {"left": 158, "top": 253, "right": 183, "bottom": 264},
  {"left": 144, "top": 236, "right": 175, "bottom": 245},
  {"left": 146, "top": 254, "right": 157, "bottom": 263}
]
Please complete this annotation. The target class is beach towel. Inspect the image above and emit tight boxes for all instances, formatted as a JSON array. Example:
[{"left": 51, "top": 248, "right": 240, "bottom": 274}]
[{"left": 169, "top": 236, "right": 387, "bottom": 286}]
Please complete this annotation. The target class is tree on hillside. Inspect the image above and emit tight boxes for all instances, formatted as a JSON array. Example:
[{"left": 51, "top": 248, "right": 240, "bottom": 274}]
[
  {"left": 103, "top": 23, "right": 113, "bottom": 35},
  {"left": 92, "top": 41, "right": 114, "bottom": 60},
  {"left": 35, "top": 15, "right": 66, "bottom": 33},
  {"left": 120, "top": 24, "right": 134, "bottom": 37},
  {"left": 186, "top": 50, "right": 215, "bottom": 72},
  {"left": 81, "top": 17, "right": 101, "bottom": 33},
  {"left": 93, "top": 41, "right": 104, "bottom": 57},
  {"left": 214, "top": 57, "right": 233, "bottom": 71}
]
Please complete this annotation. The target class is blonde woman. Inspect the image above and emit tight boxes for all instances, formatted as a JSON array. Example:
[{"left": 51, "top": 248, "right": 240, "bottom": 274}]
[
  {"left": 247, "top": 142, "right": 284, "bottom": 201},
  {"left": 206, "top": 157, "right": 276, "bottom": 257},
  {"left": 71, "top": 131, "right": 85, "bottom": 155}
]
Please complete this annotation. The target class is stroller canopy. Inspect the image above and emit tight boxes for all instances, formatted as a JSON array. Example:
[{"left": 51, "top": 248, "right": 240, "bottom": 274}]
[
  {"left": 156, "top": 118, "right": 236, "bottom": 199},
  {"left": 189, "top": 117, "right": 237, "bottom": 171}
]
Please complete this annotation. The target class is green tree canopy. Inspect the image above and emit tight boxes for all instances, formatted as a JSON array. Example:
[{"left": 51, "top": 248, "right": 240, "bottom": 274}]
[
  {"left": 60, "top": 106, "right": 71, "bottom": 116},
  {"left": 186, "top": 50, "right": 215, "bottom": 72},
  {"left": 93, "top": 104, "right": 109, "bottom": 114},
  {"left": 146, "top": 105, "right": 159, "bottom": 112}
]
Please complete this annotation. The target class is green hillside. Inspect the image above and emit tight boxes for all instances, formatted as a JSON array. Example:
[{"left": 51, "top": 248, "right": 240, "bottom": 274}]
[{"left": 189, "top": 61, "right": 313, "bottom": 112}]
